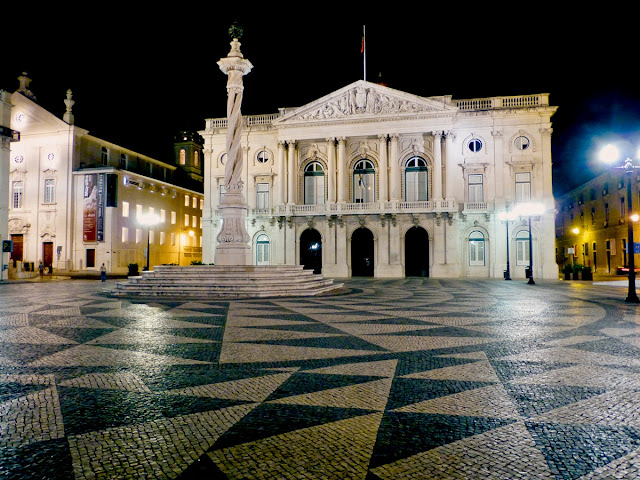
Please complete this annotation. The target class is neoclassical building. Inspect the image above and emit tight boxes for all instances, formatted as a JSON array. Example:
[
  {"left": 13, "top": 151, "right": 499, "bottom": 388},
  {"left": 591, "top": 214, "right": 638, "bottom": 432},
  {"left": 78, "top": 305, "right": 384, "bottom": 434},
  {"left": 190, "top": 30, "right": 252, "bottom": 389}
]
[{"left": 201, "top": 80, "right": 558, "bottom": 279}]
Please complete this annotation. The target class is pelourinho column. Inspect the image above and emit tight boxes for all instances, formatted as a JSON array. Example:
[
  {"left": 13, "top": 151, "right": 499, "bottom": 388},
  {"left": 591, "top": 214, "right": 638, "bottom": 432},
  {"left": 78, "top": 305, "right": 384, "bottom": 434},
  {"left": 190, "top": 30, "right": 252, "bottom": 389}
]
[{"left": 215, "top": 27, "right": 253, "bottom": 265}]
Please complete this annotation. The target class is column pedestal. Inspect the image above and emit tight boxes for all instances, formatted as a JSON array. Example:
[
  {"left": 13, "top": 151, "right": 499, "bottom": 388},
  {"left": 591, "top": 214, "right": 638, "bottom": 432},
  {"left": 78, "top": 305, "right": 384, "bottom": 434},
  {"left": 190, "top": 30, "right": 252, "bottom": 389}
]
[{"left": 215, "top": 191, "right": 251, "bottom": 265}]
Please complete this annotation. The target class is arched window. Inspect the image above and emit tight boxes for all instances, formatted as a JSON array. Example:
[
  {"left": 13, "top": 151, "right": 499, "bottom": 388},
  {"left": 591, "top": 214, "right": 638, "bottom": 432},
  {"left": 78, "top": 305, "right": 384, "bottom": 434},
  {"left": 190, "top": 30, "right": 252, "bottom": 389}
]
[
  {"left": 469, "top": 231, "right": 485, "bottom": 266},
  {"left": 353, "top": 159, "right": 375, "bottom": 203},
  {"left": 179, "top": 149, "right": 186, "bottom": 165},
  {"left": 516, "top": 230, "right": 530, "bottom": 266},
  {"left": 193, "top": 150, "right": 199, "bottom": 166},
  {"left": 304, "top": 161, "right": 325, "bottom": 205},
  {"left": 405, "top": 156, "right": 428, "bottom": 201},
  {"left": 256, "top": 234, "right": 270, "bottom": 265}
]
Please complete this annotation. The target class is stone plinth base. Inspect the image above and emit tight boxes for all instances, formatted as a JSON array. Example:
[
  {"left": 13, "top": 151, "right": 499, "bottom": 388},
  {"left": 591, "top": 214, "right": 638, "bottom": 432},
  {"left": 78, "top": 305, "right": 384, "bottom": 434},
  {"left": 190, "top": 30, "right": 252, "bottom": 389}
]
[{"left": 111, "top": 265, "right": 344, "bottom": 299}]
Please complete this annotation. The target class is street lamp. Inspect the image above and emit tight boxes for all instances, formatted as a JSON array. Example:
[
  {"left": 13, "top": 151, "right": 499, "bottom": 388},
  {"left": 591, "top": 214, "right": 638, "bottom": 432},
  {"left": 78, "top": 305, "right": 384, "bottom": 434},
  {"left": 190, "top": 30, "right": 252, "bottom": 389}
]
[
  {"left": 600, "top": 143, "right": 640, "bottom": 303},
  {"left": 498, "top": 208, "right": 517, "bottom": 280},
  {"left": 512, "top": 202, "right": 545, "bottom": 285},
  {"left": 138, "top": 213, "right": 160, "bottom": 271}
]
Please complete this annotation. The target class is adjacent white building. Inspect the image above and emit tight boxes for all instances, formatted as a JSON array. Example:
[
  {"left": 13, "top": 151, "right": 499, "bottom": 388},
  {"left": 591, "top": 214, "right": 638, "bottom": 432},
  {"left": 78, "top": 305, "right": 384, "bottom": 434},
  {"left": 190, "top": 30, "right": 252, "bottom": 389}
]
[
  {"left": 201, "top": 80, "right": 558, "bottom": 279},
  {"left": 5, "top": 75, "right": 203, "bottom": 277}
]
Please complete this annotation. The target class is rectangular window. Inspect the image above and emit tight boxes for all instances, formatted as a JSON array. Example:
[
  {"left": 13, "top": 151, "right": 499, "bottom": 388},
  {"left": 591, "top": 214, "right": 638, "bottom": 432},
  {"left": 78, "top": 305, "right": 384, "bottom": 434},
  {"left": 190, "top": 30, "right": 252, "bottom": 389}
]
[
  {"left": 192, "top": 215, "right": 197, "bottom": 228},
  {"left": 44, "top": 179, "right": 55, "bottom": 203},
  {"left": 200, "top": 198, "right": 204, "bottom": 210},
  {"left": 119, "top": 154, "right": 127, "bottom": 169},
  {"left": 354, "top": 173, "right": 375, "bottom": 203},
  {"left": 122, "top": 201, "right": 129, "bottom": 217},
  {"left": 468, "top": 174, "right": 483, "bottom": 203},
  {"left": 12, "top": 181, "right": 23, "bottom": 209},
  {"left": 171, "top": 232, "right": 176, "bottom": 246},
  {"left": 305, "top": 176, "right": 325, "bottom": 205},
  {"left": 405, "top": 171, "right": 427, "bottom": 202},
  {"left": 160, "top": 209, "right": 166, "bottom": 222},
  {"left": 136, "top": 228, "right": 142, "bottom": 243},
  {"left": 149, "top": 230, "right": 155, "bottom": 244},
  {"left": 193, "top": 197, "right": 198, "bottom": 209},
  {"left": 171, "top": 211, "right": 176, "bottom": 225},
  {"left": 136, "top": 204, "right": 143, "bottom": 218},
  {"left": 160, "top": 231, "right": 165, "bottom": 245},
  {"left": 515, "top": 172, "right": 531, "bottom": 203},
  {"left": 185, "top": 195, "right": 190, "bottom": 207},
  {"left": 257, "top": 183, "right": 270, "bottom": 209},
  {"left": 121, "top": 227, "right": 128, "bottom": 243},
  {"left": 184, "top": 214, "right": 189, "bottom": 227},
  {"left": 516, "top": 239, "right": 530, "bottom": 265}
]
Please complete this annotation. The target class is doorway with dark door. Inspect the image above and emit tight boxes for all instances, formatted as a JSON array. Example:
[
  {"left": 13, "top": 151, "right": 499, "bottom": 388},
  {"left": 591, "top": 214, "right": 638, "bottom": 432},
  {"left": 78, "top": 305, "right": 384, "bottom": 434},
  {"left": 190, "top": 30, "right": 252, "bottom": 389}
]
[
  {"left": 43, "top": 242, "right": 53, "bottom": 273},
  {"left": 10, "top": 234, "right": 23, "bottom": 267},
  {"left": 300, "top": 229, "right": 322, "bottom": 274},
  {"left": 405, "top": 226, "right": 429, "bottom": 277},
  {"left": 351, "top": 227, "right": 374, "bottom": 277}
]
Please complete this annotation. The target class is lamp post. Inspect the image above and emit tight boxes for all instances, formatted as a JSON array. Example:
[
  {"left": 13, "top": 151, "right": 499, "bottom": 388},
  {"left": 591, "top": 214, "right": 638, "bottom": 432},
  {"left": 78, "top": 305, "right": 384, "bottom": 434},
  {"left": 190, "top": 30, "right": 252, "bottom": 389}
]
[
  {"left": 498, "top": 208, "right": 517, "bottom": 280},
  {"left": 512, "top": 202, "right": 545, "bottom": 285},
  {"left": 600, "top": 144, "right": 640, "bottom": 303},
  {"left": 138, "top": 213, "right": 160, "bottom": 271}
]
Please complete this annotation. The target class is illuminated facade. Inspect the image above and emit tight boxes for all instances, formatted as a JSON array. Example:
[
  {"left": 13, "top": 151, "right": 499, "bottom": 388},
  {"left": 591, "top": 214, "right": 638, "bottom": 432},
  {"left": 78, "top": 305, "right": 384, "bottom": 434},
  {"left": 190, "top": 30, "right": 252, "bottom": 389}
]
[
  {"left": 5, "top": 76, "right": 203, "bottom": 277},
  {"left": 201, "top": 80, "right": 558, "bottom": 279},
  {"left": 556, "top": 171, "right": 637, "bottom": 275}
]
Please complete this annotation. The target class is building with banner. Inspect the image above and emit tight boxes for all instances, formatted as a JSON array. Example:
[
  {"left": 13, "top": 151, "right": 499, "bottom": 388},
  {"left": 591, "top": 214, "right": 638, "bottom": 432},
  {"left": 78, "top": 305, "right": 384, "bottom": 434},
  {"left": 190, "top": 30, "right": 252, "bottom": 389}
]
[
  {"left": 201, "top": 80, "right": 558, "bottom": 279},
  {"left": 5, "top": 74, "right": 203, "bottom": 277}
]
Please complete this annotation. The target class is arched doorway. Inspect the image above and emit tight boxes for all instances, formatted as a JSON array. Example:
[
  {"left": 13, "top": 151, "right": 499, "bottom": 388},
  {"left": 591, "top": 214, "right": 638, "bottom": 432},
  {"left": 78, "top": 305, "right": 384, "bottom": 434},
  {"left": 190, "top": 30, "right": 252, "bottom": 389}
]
[
  {"left": 405, "top": 226, "right": 429, "bottom": 277},
  {"left": 300, "top": 229, "right": 322, "bottom": 274},
  {"left": 256, "top": 234, "right": 270, "bottom": 266},
  {"left": 351, "top": 228, "right": 374, "bottom": 277}
]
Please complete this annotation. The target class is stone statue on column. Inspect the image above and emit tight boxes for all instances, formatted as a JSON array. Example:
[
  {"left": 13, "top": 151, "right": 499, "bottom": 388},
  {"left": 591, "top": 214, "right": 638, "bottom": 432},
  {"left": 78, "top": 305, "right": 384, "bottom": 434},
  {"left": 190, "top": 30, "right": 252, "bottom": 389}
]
[{"left": 215, "top": 24, "right": 254, "bottom": 265}]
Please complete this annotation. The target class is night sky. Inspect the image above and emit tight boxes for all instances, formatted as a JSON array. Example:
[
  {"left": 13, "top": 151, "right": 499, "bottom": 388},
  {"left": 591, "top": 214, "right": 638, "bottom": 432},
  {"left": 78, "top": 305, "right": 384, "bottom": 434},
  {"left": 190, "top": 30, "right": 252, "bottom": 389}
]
[{"left": 3, "top": 6, "right": 640, "bottom": 196}]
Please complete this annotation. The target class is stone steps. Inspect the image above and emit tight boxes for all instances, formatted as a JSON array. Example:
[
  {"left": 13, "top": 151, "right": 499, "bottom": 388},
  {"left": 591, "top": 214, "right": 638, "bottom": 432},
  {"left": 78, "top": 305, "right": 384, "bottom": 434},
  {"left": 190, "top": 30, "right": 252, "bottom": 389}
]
[{"left": 109, "top": 265, "right": 344, "bottom": 299}]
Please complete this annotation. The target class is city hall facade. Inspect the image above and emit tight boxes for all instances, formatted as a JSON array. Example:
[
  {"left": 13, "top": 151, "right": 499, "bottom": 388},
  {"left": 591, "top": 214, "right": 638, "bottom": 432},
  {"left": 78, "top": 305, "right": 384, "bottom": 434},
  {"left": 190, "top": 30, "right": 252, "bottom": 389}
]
[{"left": 201, "top": 81, "right": 558, "bottom": 279}]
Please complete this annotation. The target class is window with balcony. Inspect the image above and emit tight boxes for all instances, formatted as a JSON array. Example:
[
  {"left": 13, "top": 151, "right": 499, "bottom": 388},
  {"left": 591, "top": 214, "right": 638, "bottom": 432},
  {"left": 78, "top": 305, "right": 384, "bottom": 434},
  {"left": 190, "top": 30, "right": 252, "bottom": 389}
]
[
  {"left": 515, "top": 172, "right": 531, "bottom": 202},
  {"left": 405, "top": 157, "right": 428, "bottom": 201},
  {"left": 353, "top": 159, "right": 375, "bottom": 203},
  {"left": 468, "top": 174, "right": 483, "bottom": 203},
  {"left": 304, "top": 162, "right": 325, "bottom": 205},
  {"left": 257, "top": 183, "right": 269, "bottom": 209}
]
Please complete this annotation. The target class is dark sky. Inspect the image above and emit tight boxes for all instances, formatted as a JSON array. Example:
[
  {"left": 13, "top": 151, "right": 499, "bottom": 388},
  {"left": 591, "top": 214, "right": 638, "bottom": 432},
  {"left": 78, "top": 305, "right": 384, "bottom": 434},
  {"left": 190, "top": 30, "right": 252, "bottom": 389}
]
[{"left": 3, "top": 6, "right": 640, "bottom": 195}]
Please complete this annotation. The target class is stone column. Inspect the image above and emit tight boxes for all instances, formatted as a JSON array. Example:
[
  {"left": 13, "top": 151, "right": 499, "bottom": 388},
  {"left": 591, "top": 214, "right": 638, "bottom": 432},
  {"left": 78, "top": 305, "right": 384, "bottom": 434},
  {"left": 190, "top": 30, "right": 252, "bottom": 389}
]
[
  {"left": 389, "top": 135, "right": 400, "bottom": 201},
  {"left": 433, "top": 132, "right": 442, "bottom": 201},
  {"left": 287, "top": 141, "right": 296, "bottom": 205},
  {"left": 277, "top": 141, "right": 286, "bottom": 205},
  {"left": 215, "top": 35, "right": 253, "bottom": 266},
  {"left": 337, "top": 138, "right": 347, "bottom": 203},
  {"left": 327, "top": 137, "right": 336, "bottom": 204},
  {"left": 378, "top": 135, "right": 388, "bottom": 203}
]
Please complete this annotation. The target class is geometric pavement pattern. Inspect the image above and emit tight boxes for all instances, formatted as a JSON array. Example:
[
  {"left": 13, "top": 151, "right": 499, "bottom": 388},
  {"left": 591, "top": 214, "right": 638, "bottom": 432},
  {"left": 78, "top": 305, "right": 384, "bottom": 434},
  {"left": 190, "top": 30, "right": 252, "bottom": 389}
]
[{"left": 2, "top": 278, "right": 640, "bottom": 479}]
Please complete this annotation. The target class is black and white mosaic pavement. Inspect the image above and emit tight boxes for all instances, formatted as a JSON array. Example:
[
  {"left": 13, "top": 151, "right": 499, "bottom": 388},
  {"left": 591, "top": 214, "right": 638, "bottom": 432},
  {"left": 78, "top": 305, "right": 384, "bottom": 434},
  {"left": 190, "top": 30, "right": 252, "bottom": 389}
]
[{"left": 2, "top": 277, "right": 640, "bottom": 479}]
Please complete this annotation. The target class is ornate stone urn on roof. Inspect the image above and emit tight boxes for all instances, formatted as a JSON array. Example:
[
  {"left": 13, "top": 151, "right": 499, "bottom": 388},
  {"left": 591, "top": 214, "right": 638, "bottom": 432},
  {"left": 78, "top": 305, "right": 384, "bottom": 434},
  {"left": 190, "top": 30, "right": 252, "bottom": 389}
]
[{"left": 215, "top": 23, "right": 254, "bottom": 265}]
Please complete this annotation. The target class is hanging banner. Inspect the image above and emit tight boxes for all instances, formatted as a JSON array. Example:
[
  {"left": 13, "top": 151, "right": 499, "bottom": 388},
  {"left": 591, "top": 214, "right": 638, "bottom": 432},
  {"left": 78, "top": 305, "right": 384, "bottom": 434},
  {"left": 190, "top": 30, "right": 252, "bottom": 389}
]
[
  {"left": 83, "top": 174, "right": 97, "bottom": 242},
  {"left": 97, "top": 173, "right": 105, "bottom": 242}
]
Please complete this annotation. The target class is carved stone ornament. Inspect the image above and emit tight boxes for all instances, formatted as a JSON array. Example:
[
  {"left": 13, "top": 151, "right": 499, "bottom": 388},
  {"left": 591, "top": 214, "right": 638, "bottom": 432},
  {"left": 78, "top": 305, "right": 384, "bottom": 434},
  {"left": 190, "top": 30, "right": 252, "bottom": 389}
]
[
  {"left": 279, "top": 81, "right": 456, "bottom": 124},
  {"left": 217, "top": 217, "right": 250, "bottom": 244}
]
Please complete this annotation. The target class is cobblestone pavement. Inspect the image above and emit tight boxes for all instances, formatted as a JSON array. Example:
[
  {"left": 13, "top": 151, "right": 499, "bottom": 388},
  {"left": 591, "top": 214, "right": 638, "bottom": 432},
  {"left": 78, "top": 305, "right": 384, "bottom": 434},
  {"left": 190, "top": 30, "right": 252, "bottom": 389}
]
[{"left": 3, "top": 277, "right": 640, "bottom": 479}]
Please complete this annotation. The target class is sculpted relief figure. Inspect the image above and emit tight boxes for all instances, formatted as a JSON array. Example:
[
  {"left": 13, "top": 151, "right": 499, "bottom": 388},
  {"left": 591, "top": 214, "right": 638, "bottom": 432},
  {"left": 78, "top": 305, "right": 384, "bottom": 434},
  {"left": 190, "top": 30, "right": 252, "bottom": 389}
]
[{"left": 300, "top": 86, "right": 438, "bottom": 120}]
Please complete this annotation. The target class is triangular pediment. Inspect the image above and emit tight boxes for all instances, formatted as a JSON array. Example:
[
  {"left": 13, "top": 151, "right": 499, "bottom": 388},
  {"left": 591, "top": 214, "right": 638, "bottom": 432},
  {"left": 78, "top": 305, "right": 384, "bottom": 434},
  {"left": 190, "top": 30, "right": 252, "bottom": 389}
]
[{"left": 274, "top": 80, "right": 457, "bottom": 126}]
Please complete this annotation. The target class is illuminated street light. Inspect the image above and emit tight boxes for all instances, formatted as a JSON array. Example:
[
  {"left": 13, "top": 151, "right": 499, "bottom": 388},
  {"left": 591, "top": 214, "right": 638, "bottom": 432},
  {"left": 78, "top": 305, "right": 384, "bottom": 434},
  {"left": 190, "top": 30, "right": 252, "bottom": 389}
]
[
  {"left": 599, "top": 143, "right": 640, "bottom": 303},
  {"left": 572, "top": 227, "right": 580, "bottom": 235},
  {"left": 497, "top": 208, "right": 518, "bottom": 280},
  {"left": 138, "top": 213, "right": 161, "bottom": 271},
  {"left": 512, "top": 202, "right": 545, "bottom": 285}
]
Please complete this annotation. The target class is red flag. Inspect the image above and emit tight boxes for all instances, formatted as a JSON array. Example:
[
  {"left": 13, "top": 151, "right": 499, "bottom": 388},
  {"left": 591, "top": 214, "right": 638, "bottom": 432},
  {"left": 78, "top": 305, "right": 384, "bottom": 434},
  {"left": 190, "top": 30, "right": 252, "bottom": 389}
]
[{"left": 361, "top": 37, "right": 365, "bottom": 54}]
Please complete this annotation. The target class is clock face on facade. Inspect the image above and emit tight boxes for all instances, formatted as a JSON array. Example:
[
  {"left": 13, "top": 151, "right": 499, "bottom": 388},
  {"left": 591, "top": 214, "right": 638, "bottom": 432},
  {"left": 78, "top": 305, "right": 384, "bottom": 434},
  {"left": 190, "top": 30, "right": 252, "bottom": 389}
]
[{"left": 14, "top": 155, "right": 23, "bottom": 163}]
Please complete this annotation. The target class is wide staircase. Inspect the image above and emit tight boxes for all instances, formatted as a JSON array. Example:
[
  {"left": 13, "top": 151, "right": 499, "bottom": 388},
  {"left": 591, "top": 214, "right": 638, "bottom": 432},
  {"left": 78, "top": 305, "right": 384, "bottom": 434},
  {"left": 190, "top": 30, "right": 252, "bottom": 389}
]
[{"left": 109, "top": 265, "right": 344, "bottom": 299}]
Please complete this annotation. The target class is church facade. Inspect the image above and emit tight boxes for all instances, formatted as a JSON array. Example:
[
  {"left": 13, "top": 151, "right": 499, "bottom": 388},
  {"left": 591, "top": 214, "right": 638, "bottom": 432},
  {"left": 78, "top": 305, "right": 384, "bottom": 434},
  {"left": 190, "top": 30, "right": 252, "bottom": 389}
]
[{"left": 200, "top": 81, "right": 558, "bottom": 279}]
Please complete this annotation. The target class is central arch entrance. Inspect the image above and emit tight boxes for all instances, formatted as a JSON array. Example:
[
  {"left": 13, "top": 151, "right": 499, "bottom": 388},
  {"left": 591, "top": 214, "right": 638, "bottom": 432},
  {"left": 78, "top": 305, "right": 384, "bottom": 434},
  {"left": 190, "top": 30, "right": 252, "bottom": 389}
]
[
  {"left": 405, "top": 226, "right": 429, "bottom": 277},
  {"left": 351, "top": 227, "right": 374, "bottom": 277},
  {"left": 300, "top": 229, "right": 322, "bottom": 274}
]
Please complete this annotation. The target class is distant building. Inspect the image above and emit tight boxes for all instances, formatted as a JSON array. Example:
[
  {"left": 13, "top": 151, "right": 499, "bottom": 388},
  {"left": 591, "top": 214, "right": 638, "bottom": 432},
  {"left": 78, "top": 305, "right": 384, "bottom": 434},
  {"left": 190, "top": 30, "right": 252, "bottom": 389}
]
[
  {"left": 5, "top": 74, "right": 203, "bottom": 277},
  {"left": 555, "top": 170, "right": 636, "bottom": 275},
  {"left": 1, "top": 88, "right": 20, "bottom": 280},
  {"left": 201, "top": 80, "right": 558, "bottom": 279}
]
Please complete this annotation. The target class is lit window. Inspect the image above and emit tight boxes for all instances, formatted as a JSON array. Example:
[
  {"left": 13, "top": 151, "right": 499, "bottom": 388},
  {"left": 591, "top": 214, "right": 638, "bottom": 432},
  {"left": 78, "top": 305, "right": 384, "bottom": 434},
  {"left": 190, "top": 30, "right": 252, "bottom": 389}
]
[
  {"left": 171, "top": 211, "right": 176, "bottom": 224},
  {"left": 405, "top": 157, "right": 428, "bottom": 201},
  {"left": 257, "top": 183, "right": 269, "bottom": 209},
  {"left": 160, "top": 209, "right": 166, "bottom": 222},
  {"left": 12, "top": 181, "right": 23, "bottom": 209},
  {"left": 199, "top": 198, "right": 204, "bottom": 209},
  {"left": 194, "top": 150, "right": 199, "bottom": 166},
  {"left": 136, "top": 204, "right": 143, "bottom": 218},
  {"left": 468, "top": 174, "right": 484, "bottom": 203},
  {"left": 515, "top": 172, "right": 531, "bottom": 203},
  {"left": 136, "top": 228, "right": 142, "bottom": 243},
  {"left": 516, "top": 230, "right": 530, "bottom": 265},
  {"left": 353, "top": 159, "right": 375, "bottom": 203},
  {"left": 304, "top": 162, "right": 325, "bottom": 205},
  {"left": 180, "top": 149, "right": 186, "bottom": 165},
  {"left": 515, "top": 136, "right": 530, "bottom": 151},
  {"left": 185, "top": 214, "right": 189, "bottom": 227},
  {"left": 192, "top": 215, "right": 197, "bottom": 228},
  {"left": 160, "top": 231, "right": 166, "bottom": 245},
  {"left": 469, "top": 231, "right": 485, "bottom": 266},
  {"left": 185, "top": 195, "right": 190, "bottom": 207},
  {"left": 193, "top": 197, "right": 197, "bottom": 209},
  {"left": 121, "top": 227, "right": 128, "bottom": 243},
  {"left": 149, "top": 230, "right": 155, "bottom": 244},
  {"left": 122, "top": 201, "right": 129, "bottom": 217},
  {"left": 44, "top": 178, "right": 55, "bottom": 203},
  {"left": 171, "top": 232, "right": 176, "bottom": 246}
]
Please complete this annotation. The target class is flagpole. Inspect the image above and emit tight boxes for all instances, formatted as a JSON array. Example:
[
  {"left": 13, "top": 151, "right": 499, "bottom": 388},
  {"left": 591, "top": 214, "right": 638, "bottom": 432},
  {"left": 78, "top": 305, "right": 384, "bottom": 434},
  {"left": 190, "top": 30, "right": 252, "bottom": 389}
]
[{"left": 362, "top": 25, "right": 367, "bottom": 81}]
